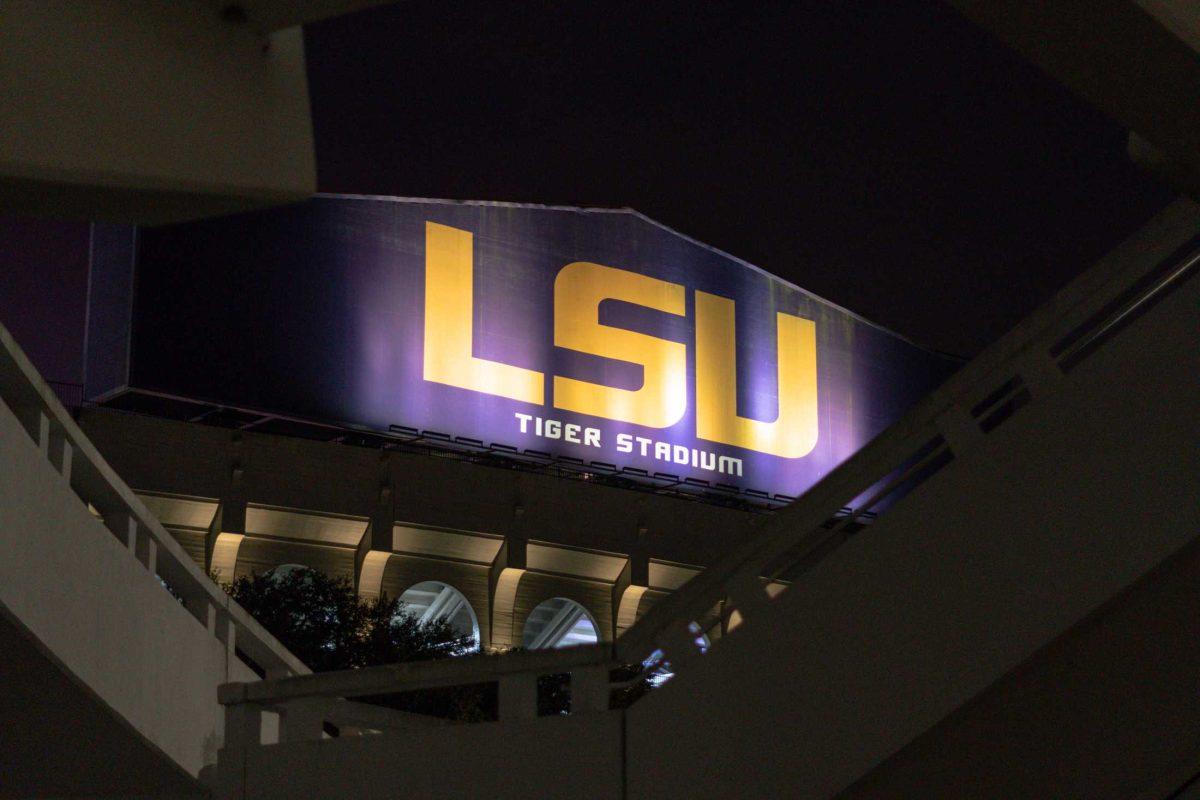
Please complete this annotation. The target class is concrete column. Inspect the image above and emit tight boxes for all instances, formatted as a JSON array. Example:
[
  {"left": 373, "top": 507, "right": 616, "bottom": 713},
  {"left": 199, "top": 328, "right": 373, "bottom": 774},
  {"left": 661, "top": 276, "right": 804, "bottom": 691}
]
[
  {"left": 223, "top": 618, "right": 237, "bottom": 661},
  {"left": 17, "top": 410, "right": 50, "bottom": 460},
  {"left": 279, "top": 698, "right": 328, "bottom": 743},
  {"left": 935, "top": 405, "right": 984, "bottom": 458},
  {"left": 488, "top": 537, "right": 527, "bottom": 650},
  {"left": 104, "top": 510, "right": 138, "bottom": 551},
  {"left": 218, "top": 701, "right": 263, "bottom": 799},
  {"left": 612, "top": 552, "right": 649, "bottom": 641},
  {"left": 355, "top": 453, "right": 395, "bottom": 601},
  {"left": 140, "top": 535, "right": 157, "bottom": 576},
  {"left": 222, "top": 701, "right": 263, "bottom": 751},
  {"left": 48, "top": 429, "right": 72, "bottom": 483},
  {"left": 724, "top": 570, "right": 770, "bottom": 635},
  {"left": 206, "top": 435, "right": 246, "bottom": 582}
]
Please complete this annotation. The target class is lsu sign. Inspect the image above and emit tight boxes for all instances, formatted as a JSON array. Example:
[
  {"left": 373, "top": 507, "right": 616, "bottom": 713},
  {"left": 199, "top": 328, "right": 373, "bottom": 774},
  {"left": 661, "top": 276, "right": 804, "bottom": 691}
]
[
  {"left": 423, "top": 221, "right": 818, "bottom": 468},
  {"left": 121, "top": 196, "right": 955, "bottom": 498}
]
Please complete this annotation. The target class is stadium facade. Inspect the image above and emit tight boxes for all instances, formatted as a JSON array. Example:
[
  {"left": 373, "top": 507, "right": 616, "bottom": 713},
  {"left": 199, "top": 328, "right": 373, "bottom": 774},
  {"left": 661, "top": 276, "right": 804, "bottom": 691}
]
[
  {"left": 4, "top": 4, "right": 1199, "bottom": 796},
  {"left": 76, "top": 195, "right": 956, "bottom": 653}
]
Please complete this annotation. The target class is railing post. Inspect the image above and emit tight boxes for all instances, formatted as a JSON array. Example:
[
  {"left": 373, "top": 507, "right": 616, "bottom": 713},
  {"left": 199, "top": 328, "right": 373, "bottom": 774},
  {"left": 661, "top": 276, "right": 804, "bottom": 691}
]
[
  {"left": 726, "top": 571, "right": 770, "bottom": 623},
  {"left": 34, "top": 409, "right": 49, "bottom": 457},
  {"left": 1020, "top": 348, "right": 1064, "bottom": 398},
  {"left": 103, "top": 510, "right": 138, "bottom": 551},
  {"left": 143, "top": 536, "right": 157, "bottom": 576},
  {"left": 49, "top": 430, "right": 72, "bottom": 483},
  {"left": 934, "top": 405, "right": 983, "bottom": 457},
  {"left": 223, "top": 618, "right": 237, "bottom": 663},
  {"left": 224, "top": 701, "right": 263, "bottom": 751},
  {"left": 571, "top": 664, "right": 610, "bottom": 714},
  {"left": 219, "top": 700, "right": 263, "bottom": 799},
  {"left": 499, "top": 672, "right": 537, "bottom": 722},
  {"left": 279, "top": 698, "right": 328, "bottom": 742}
]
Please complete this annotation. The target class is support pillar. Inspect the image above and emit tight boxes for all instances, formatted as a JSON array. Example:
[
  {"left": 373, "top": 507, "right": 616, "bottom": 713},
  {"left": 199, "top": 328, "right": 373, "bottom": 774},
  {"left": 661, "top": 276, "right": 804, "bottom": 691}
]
[
  {"left": 355, "top": 453, "right": 394, "bottom": 600},
  {"left": 206, "top": 434, "right": 246, "bottom": 583},
  {"left": 488, "top": 536, "right": 527, "bottom": 651},
  {"left": 612, "top": 552, "right": 649, "bottom": 641}
]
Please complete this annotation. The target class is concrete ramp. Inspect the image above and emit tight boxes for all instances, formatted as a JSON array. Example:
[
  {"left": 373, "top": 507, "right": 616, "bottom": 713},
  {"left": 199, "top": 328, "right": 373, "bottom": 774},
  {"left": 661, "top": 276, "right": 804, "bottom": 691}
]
[
  {"left": 0, "top": 610, "right": 204, "bottom": 798},
  {"left": 0, "top": 323, "right": 305, "bottom": 797}
]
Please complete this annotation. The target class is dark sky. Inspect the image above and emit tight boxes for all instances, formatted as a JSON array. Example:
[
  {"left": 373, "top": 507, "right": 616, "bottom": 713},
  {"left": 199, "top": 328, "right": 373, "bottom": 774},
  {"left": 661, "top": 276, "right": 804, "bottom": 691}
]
[{"left": 305, "top": 0, "right": 1173, "bottom": 357}]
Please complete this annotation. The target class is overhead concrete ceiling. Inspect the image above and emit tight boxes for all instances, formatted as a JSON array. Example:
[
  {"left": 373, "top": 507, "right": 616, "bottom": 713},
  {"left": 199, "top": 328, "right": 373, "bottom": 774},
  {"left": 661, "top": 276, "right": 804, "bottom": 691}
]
[
  {"left": 1135, "top": 0, "right": 1200, "bottom": 53},
  {"left": 946, "top": 0, "right": 1200, "bottom": 184},
  {"left": 208, "top": 0, "right": 397, "bottom": 32}
]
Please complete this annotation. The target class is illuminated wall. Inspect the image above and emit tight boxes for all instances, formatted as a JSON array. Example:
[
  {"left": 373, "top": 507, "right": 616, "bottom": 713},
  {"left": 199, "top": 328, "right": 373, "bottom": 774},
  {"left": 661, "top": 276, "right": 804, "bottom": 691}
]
[{"left": 102, "top": 195, "right": 955, "bottom": 499}]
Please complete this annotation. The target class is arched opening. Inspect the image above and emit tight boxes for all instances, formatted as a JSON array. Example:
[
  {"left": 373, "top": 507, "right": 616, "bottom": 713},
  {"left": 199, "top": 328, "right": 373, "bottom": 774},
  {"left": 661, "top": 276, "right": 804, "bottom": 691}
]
[
  {"left": 266, "top": 563, "right": 311, "bottom": 581},
  {"left": 397, "top": 580, "right": 480, "bottom": 650},
  {"left": 522, "top": 597, "right": 599, "bottom": 650}
]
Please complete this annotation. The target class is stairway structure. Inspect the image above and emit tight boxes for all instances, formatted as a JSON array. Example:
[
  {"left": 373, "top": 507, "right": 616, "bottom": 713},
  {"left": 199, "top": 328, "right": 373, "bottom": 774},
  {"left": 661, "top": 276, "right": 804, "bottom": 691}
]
[
  {"left": 0, "top": 320, "right": 306, "bottom": 797},
  {"left": 207, "top": 199, "right": 1200, "bottom": 798},
  {"left": 0, "top": 198, "right": 1196, "bottom": 798}
]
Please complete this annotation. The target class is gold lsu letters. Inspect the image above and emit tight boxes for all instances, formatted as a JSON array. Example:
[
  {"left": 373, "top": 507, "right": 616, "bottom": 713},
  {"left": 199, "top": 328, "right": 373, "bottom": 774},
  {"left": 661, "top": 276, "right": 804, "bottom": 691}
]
[{"left": 422, "top": 221, "right": 817, "bottom": 459}]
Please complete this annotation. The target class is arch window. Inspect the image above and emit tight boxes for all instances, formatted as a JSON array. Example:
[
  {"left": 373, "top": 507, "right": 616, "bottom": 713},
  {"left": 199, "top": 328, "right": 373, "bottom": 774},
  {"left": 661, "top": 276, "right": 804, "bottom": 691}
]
[
  {"left": 522, "top": 597, "right": 599, "bottom": 650},
  {"left": 266, "top": 563, "right": 311, "bottom": 581},
  {"left": 397, "top": 580, "right": 480, "bottom": 650}
]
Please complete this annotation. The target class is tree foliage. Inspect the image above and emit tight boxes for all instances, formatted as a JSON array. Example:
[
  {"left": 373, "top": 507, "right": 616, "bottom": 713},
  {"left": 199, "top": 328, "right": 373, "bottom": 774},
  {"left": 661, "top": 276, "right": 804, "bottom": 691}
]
[
  {"left": 221, "top": 567, "right": 659, "bottom": 721},
  {"left": 221, "top": 567, "right": 474, "bottom": 673}
]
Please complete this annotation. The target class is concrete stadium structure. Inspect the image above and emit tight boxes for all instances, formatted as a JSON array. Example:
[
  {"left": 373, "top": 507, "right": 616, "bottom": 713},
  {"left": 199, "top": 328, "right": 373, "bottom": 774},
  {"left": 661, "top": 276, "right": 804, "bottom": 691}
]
[
  {"left": 2, "top": 1, "right": 1200, "bottom": 798},
  {"left": 2, "top": 195, "right": 1196, "bottom": 798},
  {"left": 208, "top": 196, "right": 1200, "bottom": 799},
  {"left": 79, "top": 403, "right": 769, "bottom": 653}
]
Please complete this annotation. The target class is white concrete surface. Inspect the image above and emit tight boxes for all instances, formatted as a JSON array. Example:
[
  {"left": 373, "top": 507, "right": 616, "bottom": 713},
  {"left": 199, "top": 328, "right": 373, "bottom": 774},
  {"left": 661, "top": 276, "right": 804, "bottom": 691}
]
[
  {"left": 0, "top": 319, "right": 304, "bottom": 795},
  {"left": 624, "top": 203, "right": 1200, "bottom": 798},
  {"left": 0, "top": 1, "right": 314, "bottom": 222}
]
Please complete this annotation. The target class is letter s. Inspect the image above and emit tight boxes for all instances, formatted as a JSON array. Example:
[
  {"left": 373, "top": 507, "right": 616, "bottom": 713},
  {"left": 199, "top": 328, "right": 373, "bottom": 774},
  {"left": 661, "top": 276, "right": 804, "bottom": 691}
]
[{"left": 553, "top": 262, "right": 686, "bottom": 428}]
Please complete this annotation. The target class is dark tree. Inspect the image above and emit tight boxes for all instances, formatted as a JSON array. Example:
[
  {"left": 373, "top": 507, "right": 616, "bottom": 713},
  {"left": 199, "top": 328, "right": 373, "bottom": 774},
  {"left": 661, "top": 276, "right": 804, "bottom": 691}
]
[
  {"left": 222, "top": 567, "right": 656, "bottom": 721},
  {"left": 221, "top": 567, "right": 473, "bottom": 673}
]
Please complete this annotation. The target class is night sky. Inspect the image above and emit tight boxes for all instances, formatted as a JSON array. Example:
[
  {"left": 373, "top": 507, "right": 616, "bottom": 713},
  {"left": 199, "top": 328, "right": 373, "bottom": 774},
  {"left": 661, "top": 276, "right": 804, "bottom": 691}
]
[
  {"left": 0, "top": 0, "right": 1177, "bottom": 395},
  {"left": 304, "top": 0, "right": 1173, "bottom": 357}
]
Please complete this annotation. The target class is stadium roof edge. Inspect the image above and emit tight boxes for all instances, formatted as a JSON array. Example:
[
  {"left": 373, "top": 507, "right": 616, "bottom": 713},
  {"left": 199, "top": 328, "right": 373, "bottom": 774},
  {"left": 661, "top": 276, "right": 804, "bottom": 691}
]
[{"left": 314, "top": 192, "right": 952, "bottom": 357}]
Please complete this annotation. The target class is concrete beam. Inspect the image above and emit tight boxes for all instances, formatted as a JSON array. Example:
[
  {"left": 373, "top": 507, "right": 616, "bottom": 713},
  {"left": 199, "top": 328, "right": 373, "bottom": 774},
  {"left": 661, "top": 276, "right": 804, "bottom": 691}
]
[
  {"left": 206, "top": 442, "right": 247, "bottom": 581},
  {"left": 355, "top": 457, "right": 394, "bottom": 600},
  {"left": 945, "top": 0, "right": 1200, "bottom": 181},
  {"left": 0, "top": 1, "right": 315, "bottom": 223},
  {"left": 612, "top": 553, "right": 649, "bottom": 640}
]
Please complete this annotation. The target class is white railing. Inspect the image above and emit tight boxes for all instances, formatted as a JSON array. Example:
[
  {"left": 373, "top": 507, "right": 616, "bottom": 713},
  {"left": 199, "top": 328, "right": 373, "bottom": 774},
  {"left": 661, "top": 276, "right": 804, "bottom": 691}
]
[
  {"left": 216, "top": 200, "right": 1200, "bottom": 746},
  {"left": 617, "top": 200, "right": 1200, "bottom": 671},
  {"left": 0, "top": 323, "right": 308, "bottom": 681},
  {"left": 219, "top": 645, "right": 616, "bottom": 746}
]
